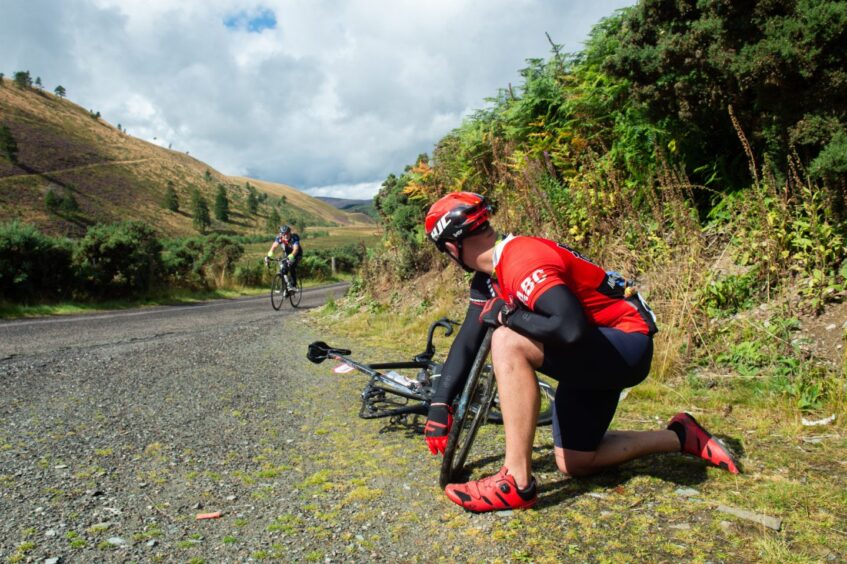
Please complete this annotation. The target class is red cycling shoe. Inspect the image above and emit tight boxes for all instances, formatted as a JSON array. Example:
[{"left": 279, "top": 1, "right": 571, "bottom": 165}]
[
  {"left": 444, "top": 467, "right": 537, "bottom": 512},
  {"left": 668, "top": 412, "right": 740, "bottom": 474}
]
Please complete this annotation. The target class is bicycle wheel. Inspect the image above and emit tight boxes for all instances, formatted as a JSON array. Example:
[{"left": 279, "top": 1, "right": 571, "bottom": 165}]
[
  {"left": 439, "top": 329, "right": 496, "bottom": 488},
  {"left": 288, "top": 281, "right": 302, "bottom": 307},
  {"left": 270, "top": 274, "right": 285, "bottom": 310},
  {"left": 487, "top": 379, "right": 556, "bottom": 426}
]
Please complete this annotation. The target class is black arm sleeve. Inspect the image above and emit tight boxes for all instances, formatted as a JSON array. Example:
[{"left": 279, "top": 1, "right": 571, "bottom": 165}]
[
  {"left": 504, "top": 284, "right": 588, "bottom": 346},
  {"left": 430, "top": 272, "right": 493, "bottom": 405}
]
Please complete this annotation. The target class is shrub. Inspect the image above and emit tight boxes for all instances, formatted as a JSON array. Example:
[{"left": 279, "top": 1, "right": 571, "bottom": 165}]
[
  {"left": 196, "top": 234, "right": 244, "bottom": 286},
  {"left": 161, "top": 234, "right": 244, "bottom": 288},
  {"left": 299, "top": 255, "right": 331, "bottom": 280},
  {"left": 59, "top": 190, "right": 80, "bottom": 213},
  {"left": 0, "top": 221, "right": 73, "bottom": 301},
  {"left": 233, "top": 263, "right": 265, "bottom": 287},
  {"left": 214, "top": 185, "right": 230, "bottom": 222},
  {"left": 0, "top": 125, "right": 17, "bottom": 162},
  {"left": 73, "top": 221, "right": 163, "bottom": 298},
  {"left": 45, "top": 188, "right": 61, "bottom": 212},
  {"left": 162, "top": 183, "right": 179, "bottom": 212},
  {"left": 161, "top": 237, "right": 207, "bottom": 288}
]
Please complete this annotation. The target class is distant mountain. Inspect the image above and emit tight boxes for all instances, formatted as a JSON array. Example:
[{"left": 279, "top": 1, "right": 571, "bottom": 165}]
[
  {"left": 317, "top": 197, "right": 377, "bottom": 219},
  {"left": 0, "top": 77, "right": 372, "bottom": 238}
]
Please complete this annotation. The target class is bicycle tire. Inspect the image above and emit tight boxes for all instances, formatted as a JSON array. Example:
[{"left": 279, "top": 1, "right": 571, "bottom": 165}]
[
  {"left": 270, "top": 274, "right": 285, "bottom": 310},
  {"left": 439, "top": 329, "right": 496, "bottom": 488},
  {"left": 289, "top": 281, "right": 303, "bottom": 307},
  {"left": 487, "top": 380, "right": 556, "bottom": 426}
]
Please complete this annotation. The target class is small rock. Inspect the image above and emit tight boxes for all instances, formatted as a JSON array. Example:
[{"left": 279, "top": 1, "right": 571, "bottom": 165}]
[
  {"left": 146, "top": 540, "right": 158, "bottom": 548},
  {"left": 45, "top": 558, "right": 61, "bottom": 564},
  {"left": 669, "top": 523, "right": 691, "bottom": 530},
  {"left": 106, "top": 536, "right": 126, "bottom": 546},
  {"left": 226, "top": 495, "right": 237, "bottom": 501},
  {"left": 496, "top": 510, "right": 514, "bottom": 517},
  {"left": 826, "top": 323, "right": 837, "bottom": 331},
  {"left": 675, "top": 488, "right": 700, "bottom": 497},
  {"left": 193, "top": 502, "right": 203, "bottom": 510},
  {"left": 719, "top": 520, "right": 732, "bottom": 531},
  {"left": 45, "top": 529, "right": 57, "bottom": 537}
]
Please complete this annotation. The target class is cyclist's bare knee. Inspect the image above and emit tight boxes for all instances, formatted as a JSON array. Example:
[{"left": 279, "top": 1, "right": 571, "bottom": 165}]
[
  {"left": 555, "top": 448, "right": 599, "bottom": 477},
  {"left": 491, "top": 327, "right": 543, "bottom": 368}
]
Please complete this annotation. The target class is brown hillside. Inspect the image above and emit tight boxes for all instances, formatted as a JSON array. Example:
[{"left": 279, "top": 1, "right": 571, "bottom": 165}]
[{"left": 0, "top": 78, "right": 371, "bottom": 238}]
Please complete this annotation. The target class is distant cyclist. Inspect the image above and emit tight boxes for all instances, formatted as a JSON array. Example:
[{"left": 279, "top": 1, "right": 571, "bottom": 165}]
[
  {"left": 423, "top": 191, "right": 739, "bottom": 513},
  {"left": 265, "top": 225, "right": 302, "bottom": 291}
]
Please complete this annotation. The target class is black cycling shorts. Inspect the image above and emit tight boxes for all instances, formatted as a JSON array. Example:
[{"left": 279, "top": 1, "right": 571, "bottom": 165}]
[{"left": 541, "top": 326, "right": 653, "bottom": 452}]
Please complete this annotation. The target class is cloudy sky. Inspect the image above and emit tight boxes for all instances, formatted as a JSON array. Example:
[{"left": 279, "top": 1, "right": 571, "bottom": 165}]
[{"left": 3, "top": 0, "right": 634, "bottom": 199}]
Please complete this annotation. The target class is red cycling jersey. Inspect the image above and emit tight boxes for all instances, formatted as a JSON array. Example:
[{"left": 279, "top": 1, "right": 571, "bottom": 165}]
[{"left": 493, "top": 235, "right": 653, "bottom": 335}]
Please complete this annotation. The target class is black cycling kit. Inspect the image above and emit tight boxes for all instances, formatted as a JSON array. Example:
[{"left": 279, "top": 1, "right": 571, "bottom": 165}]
[
  {"left": 431, "top": 235, "right": 656, "bottom": 452},
  {"left": 275, "top": 233, "right": 302, "bottom": 286}
]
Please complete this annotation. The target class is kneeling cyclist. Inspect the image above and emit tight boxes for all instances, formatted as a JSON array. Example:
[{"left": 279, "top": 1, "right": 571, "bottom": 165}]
[{"left": 423, "top": 192, "right": 740, "bottom": 513}]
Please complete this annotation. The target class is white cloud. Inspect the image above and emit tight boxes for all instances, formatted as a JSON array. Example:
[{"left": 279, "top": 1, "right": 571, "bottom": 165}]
[
  {"left": 305, "top": 181, "right": 384, "bottom": 200},
  {"left": 3, "top": 0, "right": 636, "bottom": 199}
]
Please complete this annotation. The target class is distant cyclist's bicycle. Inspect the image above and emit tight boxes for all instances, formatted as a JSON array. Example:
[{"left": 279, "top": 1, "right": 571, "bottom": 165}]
[
  {"left": 267, "top": 257, "right": 302, "bottom": 309},
  {"left": 306, "top": 317, "right": 556, "bottom": 487}
]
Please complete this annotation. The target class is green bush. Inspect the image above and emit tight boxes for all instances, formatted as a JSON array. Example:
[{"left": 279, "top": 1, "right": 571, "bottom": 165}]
[
  {"left": 0, "top": 221, "right": 73, "bottom": 301},
  {"left": 73, "top": 221, "right": 163, "bottom": 298},
  {"left": 161, "top": 234, "right": 244, "bottom": 289},
  {"left": 161, "top": 237, "right": 207, "bottom": 288},
  {"left": 299, "top": 255, "right": 331, "bottom": 280},
  {"left": 234, "top": 263, "right": 265, "bottom": 287}
]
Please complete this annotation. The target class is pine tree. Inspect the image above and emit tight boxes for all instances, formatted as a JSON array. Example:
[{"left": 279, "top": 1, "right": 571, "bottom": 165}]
[
  {"left": 54, "top": 85, "right": 66, "bottom": 98},
  {"left": 13, "top": 71, "right": 32, "bottom": 88},
  {"left": 204, "top": 169, "right": 213, "bottom": 182},
  {"left": 35, "top": 76, "right": 42, "bottom": 89},
  {"left": 0, "top": 125, "right": 18, "bottom": 163},
  {"left": 193, "top": 194, "right": 211, "bottom": 232},
  {"left": 246, "top": 186, "right": 259, "bottom": 215},
  {"left": 163, "top": 182, "right": 179, "bottom": 212},
  {"left": 214, "top": 184, "right": 229, "bottom": 222},
  {"left": 0, "top": 73, "right": 5, "bottom": 86},
  {"left": 267, "top": 208, "right": 281, "bottom": 231},
  {"left": 59, "top": 190, "right": 80, "bottom": 213},
  {"left": 45, "top": 188, "right": 60, "bottom": 212}
]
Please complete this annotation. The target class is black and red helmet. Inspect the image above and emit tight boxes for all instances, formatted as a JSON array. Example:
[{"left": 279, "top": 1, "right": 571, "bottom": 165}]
[{"left": 425, "top": 192, "right": 492, "bottom": 252}]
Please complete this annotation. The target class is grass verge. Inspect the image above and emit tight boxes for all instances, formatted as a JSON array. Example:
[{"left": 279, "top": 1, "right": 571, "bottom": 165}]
[{"left": 306, "top": 284, "right": 847, "bottom": 561}]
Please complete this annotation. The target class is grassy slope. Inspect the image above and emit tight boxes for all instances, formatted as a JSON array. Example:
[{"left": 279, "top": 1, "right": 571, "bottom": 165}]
[{"left": 0, "top": 79, "right": 372, "bottom": 238}]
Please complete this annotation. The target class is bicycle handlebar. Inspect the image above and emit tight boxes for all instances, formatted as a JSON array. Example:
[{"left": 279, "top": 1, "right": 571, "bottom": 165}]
[{"left": 415, "top": 317, "right": 459, "bottom": 363}]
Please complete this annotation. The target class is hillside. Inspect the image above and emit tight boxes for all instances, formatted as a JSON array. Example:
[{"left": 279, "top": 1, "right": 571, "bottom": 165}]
[
  {"left": 0, "top": 78, "right": 372, "bottom": 238},
  {"left": 317, "top": 196, "right": 377, "bottom": 219}
]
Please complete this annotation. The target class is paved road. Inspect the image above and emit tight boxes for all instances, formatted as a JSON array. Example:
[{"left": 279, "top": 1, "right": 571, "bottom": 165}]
[{"left": 0, "top": 282, "right": 349, "bottom": 359}]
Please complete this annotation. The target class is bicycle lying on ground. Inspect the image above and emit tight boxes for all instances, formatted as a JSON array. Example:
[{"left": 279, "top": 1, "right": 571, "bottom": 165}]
[
  {"left": 265, "top": 257, "right": 302, "bottom": 309},
  {"left": 307, "top": 317, "right": 556, "bottom": 487}
]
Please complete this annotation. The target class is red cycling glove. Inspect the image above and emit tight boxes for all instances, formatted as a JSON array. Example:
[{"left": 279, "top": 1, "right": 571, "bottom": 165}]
[
  {"left": 479, "top": 297, "right": 515, "bottom": 327},
  {"left": 424, "top": 403, "right": 453, "bottom": 455}
]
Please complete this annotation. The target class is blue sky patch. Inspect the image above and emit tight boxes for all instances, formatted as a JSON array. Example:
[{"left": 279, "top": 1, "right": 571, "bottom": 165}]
[{"left": 224, "top": 7, "right": 277, "bottom": 33}]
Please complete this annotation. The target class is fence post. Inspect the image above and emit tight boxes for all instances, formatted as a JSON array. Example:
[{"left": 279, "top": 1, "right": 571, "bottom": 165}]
[{"left": 331, "top": 256, "right": 336, "bottom": 276}]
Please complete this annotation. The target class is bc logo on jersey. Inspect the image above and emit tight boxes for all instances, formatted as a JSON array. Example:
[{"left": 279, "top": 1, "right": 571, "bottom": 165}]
[{"left": 516, "top": 269, "right": 548, "bottom": 304}]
